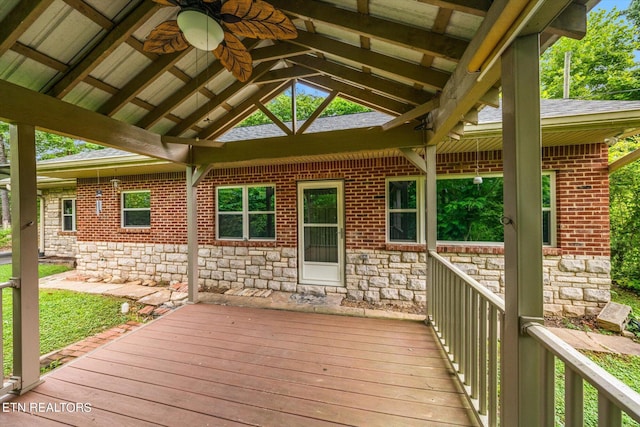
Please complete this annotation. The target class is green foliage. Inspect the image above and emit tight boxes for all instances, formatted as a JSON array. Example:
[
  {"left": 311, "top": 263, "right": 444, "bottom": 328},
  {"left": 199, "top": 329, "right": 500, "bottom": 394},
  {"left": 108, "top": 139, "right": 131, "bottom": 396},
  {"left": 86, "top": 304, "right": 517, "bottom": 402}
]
[
  {"left": 555, "top": 353, "right": 640, "bottom": 426},
  {"left": 609, "top": 137, "right": 640, "bottom": 291},
  {"left": 0, "top": 121, "right": 104, "bottom": 161},
  {"left": 239, "top": 91, "right": 371, "bottom": 127},
  {"left": 626, "top": 0, "right": 640, "bottom": 37},
  {"left": 437, "top": 177, "right": 504, "bottom": 242},
  {"left": 540, "top": 8, "right": 640, "bottom": 100},
  {"left": 3, "top": 288, "right": 139, "bottom": 376}
]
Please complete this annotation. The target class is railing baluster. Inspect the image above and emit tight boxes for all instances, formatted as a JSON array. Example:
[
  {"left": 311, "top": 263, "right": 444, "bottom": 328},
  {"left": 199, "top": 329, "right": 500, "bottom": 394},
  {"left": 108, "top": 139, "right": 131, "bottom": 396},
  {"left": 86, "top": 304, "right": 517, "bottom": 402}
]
[
  {"left": 471, "top": 290, "right": 479, "bottom": 399},
  {"left": 542, "top": 347, "right": 555, "bottom": 427},
  {"left": 598, "top": 393, "right": 622, "bottom": 427},
  {"left": 489, "top": 306, "right": 498, "bottom": 427},
  {"left": 464, "top": 286, "right": 471, "bottom": 386},
  {"left": 565, "top": 367, "right": 584, "bottom": 427},
  {"left": 479, "top": 298, "right": 488, "bottom": 416}
]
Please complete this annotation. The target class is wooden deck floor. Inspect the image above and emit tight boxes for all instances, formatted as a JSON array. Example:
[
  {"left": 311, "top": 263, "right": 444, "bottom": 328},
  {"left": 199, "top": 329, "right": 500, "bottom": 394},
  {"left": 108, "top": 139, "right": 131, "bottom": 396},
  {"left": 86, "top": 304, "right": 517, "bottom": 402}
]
[{"left": 2, "top": 304, "right": 475, "bottom": 426}]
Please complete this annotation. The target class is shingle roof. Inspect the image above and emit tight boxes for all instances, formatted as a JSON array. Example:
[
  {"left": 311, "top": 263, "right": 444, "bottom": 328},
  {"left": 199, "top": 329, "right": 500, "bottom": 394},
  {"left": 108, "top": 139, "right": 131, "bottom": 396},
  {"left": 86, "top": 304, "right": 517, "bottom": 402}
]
[
  {"left": 41, "top": 99, "right": 640, "bottom": 163},
  {"left": 478, "top": 99, "right": 640, "bottom": 123}
]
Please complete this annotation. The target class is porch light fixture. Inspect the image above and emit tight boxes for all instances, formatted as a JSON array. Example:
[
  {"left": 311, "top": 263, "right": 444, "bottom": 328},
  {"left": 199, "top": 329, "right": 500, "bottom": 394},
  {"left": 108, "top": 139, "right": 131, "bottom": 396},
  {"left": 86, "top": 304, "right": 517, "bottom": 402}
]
[
  {"left": 177, "top": 9, "right": 224, "bottom": 51},
  {"left": 473, "top": 139, "right": 483, "bottom": 185}
]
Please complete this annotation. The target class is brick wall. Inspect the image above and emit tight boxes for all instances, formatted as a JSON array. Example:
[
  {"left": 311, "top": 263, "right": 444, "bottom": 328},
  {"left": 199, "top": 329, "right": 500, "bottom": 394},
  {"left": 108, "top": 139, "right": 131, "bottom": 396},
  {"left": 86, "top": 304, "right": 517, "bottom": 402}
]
[{"left": 50, "top": 145, "right": 610, "bottom": 312}]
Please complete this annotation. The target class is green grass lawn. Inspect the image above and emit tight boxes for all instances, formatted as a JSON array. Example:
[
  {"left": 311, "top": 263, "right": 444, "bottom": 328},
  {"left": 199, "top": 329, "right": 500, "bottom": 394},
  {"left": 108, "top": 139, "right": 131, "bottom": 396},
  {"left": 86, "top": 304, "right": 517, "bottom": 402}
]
[{"left": 2, "top": 264, "right": 141, "bottom": 376}]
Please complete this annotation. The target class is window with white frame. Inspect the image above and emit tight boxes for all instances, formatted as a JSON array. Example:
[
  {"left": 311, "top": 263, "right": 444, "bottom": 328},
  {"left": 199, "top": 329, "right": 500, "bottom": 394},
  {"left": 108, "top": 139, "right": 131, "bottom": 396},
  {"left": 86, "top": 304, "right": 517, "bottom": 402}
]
[
  {"left": 121, "top": 190, "right": 151, "bottom": 228},
  {"left": 387, "top": 177, "right": 424, "bottom": 243},
  {"left": 216, "top": 185, "right": 276, "bottom": 240},
  {"left": 61, "top": 198, "right": 76, "bottom": 231},
  {"left": 436, "top": 172, "right": 556, "bottom": 245}
]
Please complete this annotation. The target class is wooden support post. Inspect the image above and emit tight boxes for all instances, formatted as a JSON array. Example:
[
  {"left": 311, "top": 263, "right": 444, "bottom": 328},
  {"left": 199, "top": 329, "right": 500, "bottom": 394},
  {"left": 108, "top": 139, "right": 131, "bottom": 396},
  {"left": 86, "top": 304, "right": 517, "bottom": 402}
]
[
  {"left": 425, "top": 145, "right": 437, "bottom": 323},
  {"left": 10, "top": 123, "right": 41, "bottom": 394},
  {"left": 501, "top": 34, "right": 544, "bottom": 425},
  {"left": 186, "top": 165, "right": 199, "bottom": 303}
]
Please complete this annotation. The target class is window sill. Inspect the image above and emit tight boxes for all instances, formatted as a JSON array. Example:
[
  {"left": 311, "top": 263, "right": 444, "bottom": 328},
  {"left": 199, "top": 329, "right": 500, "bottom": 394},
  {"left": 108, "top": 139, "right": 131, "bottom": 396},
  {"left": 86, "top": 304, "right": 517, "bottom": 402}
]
[
  {"left": 119, "top": 228, "right": 151, "bottom": 234},
  {"left": 215, "top": 240, "right": 278, "bottom": 247},
  {"left": 385, "top": 243, "right": 427, "bottom": 252},
  {"left": 58, "top": 231, "right": 77, "bottom": 236}
]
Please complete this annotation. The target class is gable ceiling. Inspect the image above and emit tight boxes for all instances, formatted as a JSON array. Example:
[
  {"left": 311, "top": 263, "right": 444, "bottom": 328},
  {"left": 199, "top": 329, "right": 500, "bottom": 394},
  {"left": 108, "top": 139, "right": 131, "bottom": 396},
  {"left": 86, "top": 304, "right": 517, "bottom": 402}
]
[{"left": 0, "top": 0, "right": 600, "bottom": 166}]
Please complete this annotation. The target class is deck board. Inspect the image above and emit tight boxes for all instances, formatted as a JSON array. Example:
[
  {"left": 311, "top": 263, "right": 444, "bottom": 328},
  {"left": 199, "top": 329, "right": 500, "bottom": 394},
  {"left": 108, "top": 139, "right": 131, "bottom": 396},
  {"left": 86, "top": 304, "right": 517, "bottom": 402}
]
[{"left": 2, "top": 304, "right": 475, "bottom": 426}]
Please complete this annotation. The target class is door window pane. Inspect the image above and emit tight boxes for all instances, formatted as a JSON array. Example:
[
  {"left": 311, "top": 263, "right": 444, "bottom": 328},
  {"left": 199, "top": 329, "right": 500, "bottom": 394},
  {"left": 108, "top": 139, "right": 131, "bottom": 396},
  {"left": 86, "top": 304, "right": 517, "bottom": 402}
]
[
  {"left": 304, "top": 188, "right": 337, "bottom": 224},
  {"left": 304, "top": 226, "right": 338, "bottom": 263}
]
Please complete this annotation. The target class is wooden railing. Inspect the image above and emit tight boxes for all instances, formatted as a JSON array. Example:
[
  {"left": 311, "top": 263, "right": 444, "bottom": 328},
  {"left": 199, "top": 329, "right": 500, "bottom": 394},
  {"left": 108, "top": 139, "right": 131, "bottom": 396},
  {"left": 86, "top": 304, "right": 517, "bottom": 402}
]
[
  {"left": 429, "top": 251, "right": 504, "bottom": 426},
  {"left": 0, "top": 279, "right": 19, "bottom": 396},
  {"left": 428, "top": 250, "right": 640, "bottom": 426}
]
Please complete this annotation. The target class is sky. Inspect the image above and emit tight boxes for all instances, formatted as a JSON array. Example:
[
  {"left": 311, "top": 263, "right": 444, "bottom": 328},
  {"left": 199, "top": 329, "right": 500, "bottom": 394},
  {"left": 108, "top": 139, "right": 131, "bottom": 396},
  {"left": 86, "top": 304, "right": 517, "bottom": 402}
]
[{"left": 594, "top": 0, "right": 633, "bottom": 11}]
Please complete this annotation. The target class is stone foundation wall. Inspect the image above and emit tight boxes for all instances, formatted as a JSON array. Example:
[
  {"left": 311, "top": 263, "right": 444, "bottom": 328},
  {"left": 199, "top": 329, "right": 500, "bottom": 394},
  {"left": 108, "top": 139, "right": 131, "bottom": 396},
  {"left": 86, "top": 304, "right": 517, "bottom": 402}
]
[
  {"left": 42, "top": 187, "right": 77, "bottom": 257},
  {"left": 75, "top": 242, "right": 428, "bottom": 304},
  {"left": 441, "top": 252, "right": 611, "bottom": 316}
]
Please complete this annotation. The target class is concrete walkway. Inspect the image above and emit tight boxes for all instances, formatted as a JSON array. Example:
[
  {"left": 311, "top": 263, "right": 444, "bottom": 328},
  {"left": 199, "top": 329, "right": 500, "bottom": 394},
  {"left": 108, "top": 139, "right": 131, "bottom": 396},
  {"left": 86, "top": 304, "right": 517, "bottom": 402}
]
[{"left": 39, "top": 271, "right": 640, "bottom": 356}]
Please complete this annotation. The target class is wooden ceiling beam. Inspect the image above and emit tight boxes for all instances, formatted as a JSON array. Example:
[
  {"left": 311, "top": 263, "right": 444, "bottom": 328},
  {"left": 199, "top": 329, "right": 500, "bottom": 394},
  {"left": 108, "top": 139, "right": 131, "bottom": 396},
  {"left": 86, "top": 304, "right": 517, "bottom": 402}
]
[
  {"left": 268, "top": 0, "right": 467, "bottom": 61},
  {"left": 0, "top": 0, "right": 53, "bottom": 56},
  {"left": 250, "top": 43, "right": 313, "bottom": 61},
  {"left": 201, "top": 82, "right": 289, "bottom": 140},
  {"left": 254, "top": 66, "right": 320, "bottom": 84},
  {"left": 424, "top": 0, "right": 575, "bottom": 145},
  {"left": 99, "top": 48, "right": 193, "bottom": 116},
  {"left": 381, "top": 97, "right": 440, "bottom": 131},
  {"left": 289, "top": 55, "right": 432, "bottom": 105},
  {"left": 167, "top": 60, "right": 278, "bottom": 137},
  {"left": 192, "top": 123, "right": 422, "bottom": 165},
  {"left": 301, "top": 75, "right": 412, "bottom": 116},
  {"left": 416, "top": 0, "right": 490, "bottom": 16},
  {"left": 287, "top": 32, "right": 450, "bottom": 90},
  {"left": 257, "top": 102, "right": 294, "bottom": 136},
  {"left": 0, "top": 79, "right": 189, "bottom": 164},
  {"left": 61, "top": 0, "right": 113, "bottom": 29},
  {"left": 47, "top": 1, "right": 160, "bottom": 99},
  {"left": 297, "top": 91, "right": 338, "bottom": 135}
]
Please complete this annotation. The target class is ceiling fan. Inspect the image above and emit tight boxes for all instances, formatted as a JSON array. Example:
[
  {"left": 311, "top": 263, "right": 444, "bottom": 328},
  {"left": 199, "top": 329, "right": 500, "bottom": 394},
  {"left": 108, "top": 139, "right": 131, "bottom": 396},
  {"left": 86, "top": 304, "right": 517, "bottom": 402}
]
[{"left": 143, "top": 0, "right": 298, "bottom": 82}]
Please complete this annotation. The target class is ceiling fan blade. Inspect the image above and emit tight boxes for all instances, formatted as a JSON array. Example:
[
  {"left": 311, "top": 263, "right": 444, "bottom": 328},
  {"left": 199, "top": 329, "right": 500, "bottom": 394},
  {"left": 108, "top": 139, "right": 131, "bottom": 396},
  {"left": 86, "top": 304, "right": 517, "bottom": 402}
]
[
  {"left": 143, "top": 21, "right": 190, "bottom": 54},
  {"left": 221, "top": 0, "right": 298, "bottom": 40},
  {"left": 213, "top": 33, "right": 253, "bottom": 82}
]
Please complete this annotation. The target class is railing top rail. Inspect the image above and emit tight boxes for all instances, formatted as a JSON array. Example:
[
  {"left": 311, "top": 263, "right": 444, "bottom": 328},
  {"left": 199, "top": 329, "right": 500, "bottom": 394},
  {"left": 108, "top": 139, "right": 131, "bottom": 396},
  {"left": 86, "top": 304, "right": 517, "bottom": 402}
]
[
  {"left": 429, "top": 250, "right": 506, "bottom": 313},
  {"left": 0, "top": 280, "right": 13, "bottom": 290},
  {"left": 527, "top": 323, "right": 640, "bottom": 423}
]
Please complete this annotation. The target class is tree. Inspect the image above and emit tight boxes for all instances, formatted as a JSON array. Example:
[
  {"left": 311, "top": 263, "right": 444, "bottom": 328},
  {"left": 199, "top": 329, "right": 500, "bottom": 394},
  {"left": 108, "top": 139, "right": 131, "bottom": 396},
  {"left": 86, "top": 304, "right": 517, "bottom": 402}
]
[
  {"left": 239, "top": 90, "right": 371, "bottom": 127},
  {"left": 609, "top": 137, "right": 640, "bottom": 290},
  {"left": 625, "top": 0, "right": 640, "bottom": 36},
  {"left": 540, "top": 8, "right": 640, "bottom": 100},
  {"left": 0, "top": 121, "right": 104, "bottom": 229}
]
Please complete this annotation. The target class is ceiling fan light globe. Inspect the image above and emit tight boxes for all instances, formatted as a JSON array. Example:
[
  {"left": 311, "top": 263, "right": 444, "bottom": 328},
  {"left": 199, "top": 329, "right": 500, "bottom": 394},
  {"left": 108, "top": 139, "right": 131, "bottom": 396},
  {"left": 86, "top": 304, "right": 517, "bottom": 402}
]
[{"left": 177, "top": 10, "right": 224, "bottom": 51}]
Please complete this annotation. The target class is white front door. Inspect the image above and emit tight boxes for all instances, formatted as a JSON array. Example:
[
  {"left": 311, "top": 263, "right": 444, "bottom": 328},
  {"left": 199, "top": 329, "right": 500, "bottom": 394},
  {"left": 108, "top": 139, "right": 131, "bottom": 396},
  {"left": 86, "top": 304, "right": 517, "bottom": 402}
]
[{"left": 298, "top": 181, "right": 344, "bottom": 286}]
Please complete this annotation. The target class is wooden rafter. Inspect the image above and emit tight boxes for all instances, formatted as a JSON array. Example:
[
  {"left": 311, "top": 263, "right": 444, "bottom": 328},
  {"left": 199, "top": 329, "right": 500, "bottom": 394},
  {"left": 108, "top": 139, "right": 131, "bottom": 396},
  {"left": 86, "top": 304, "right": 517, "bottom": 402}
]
[
  {"left": 257, "top": 102, "right": 293, "bottom": 136},
  {"left": 268, "top": 0, "right": 467, "bottom": 62},
  {"left": 47, "top": 1, "right": 160, "bottom": 99},
  {"left": 297, "top": 91, "right": 338, "bottom": 135},
  {"left": 251, "top": 44, "right": 313, "bottom": 62},
  {"left": 286, "top": 32, "right": 450, "bottom": 90},
  {"left": 167, "top": 61, "right": 279, "bottom": 137},
  {"left": 381, "top": 97, "right": 440, "bottom": 131},
  {"left": 416, "top": 0, "right": 490, "bottom": 16},
  {"left": 62, "top": 0, "right": 113, "bottom": 30},
  {"left": 136, "top": 40, "right": 262, "bottom": 130},
  {"left": 201, "top": 82, "right": 290, "bottom": 141},
  {"left": 99, "top": 48, "right": 193, "bottom": 116},
  {"left": 289, "top": 55, "right": 432, "bottom": 105},
  {"left": 255, "top": 66, "right": 320, "bottom": 84},
  {"left": 0, "top": 0, "right": 53, "bottom": 57},
  {"left": 301, "top": 75, "right": 411, "bottom": 116},
  {"left": 0, "top": 80, "right": 189, "bottom": 163}
]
